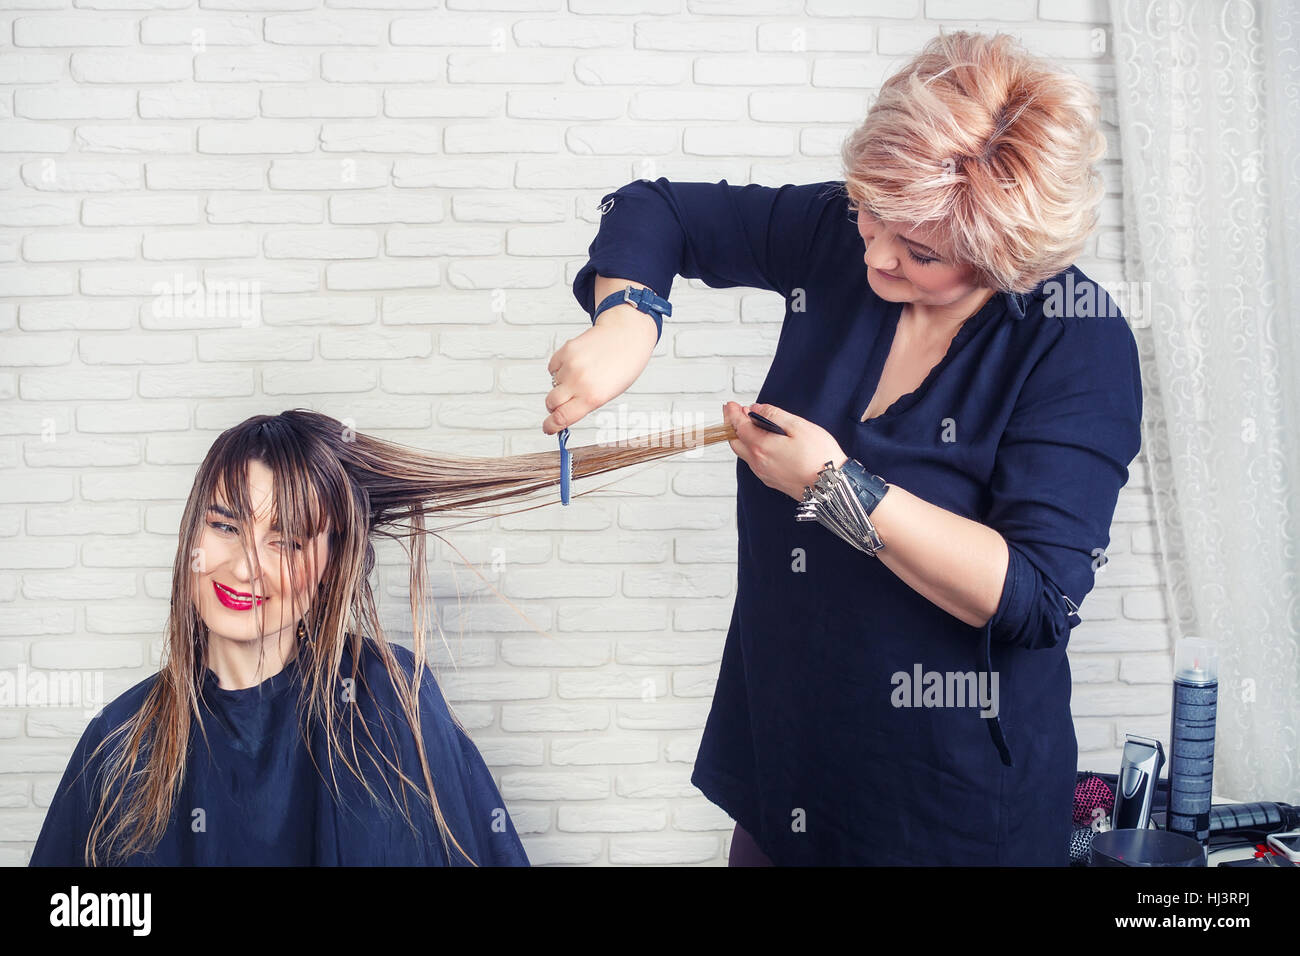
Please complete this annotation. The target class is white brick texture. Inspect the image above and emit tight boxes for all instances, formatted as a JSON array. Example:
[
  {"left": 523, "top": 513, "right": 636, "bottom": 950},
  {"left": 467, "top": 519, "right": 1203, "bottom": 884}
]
[{"left": 0, "top": 3, "right": 1162, "bottom": 867}]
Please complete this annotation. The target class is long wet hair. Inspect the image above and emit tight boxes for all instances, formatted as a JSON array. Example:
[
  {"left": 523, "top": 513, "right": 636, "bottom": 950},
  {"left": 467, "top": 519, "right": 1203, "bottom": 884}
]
[{"left": 77, "top": 408, "right": 735, "bottom": 865}]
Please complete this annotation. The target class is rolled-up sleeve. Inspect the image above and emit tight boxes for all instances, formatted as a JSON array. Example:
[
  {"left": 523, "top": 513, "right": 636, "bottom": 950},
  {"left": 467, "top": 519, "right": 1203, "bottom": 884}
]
[
  {"left": 983, "top": 308, "right": 1144, "bottom": 650},
  {"left": 571, "top": 177, "right": 843, "bottom": 319}
]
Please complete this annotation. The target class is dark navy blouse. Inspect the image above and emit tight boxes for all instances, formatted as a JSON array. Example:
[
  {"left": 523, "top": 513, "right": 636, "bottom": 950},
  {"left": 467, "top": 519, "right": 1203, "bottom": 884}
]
[
  {"left": 573, "top": 178, "right": 1143, "bottom": 865},
  {"left": 29, "top": 637, "right": 528, "bottom": 866}
]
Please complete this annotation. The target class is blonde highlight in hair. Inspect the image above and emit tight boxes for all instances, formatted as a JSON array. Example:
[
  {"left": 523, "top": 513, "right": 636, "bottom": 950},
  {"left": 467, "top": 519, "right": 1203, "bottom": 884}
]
[
  {"left": 841, "top": 29, "right": 1107, "bottom": 293},
  {"left": 72, "top": 409, "right": 738, "bottom": 865}
]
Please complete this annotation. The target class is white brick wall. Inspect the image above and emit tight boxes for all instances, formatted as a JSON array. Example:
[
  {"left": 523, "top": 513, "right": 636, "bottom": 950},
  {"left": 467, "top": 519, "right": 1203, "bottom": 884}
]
[{"left": 0, "top": 1, "right": 1167, "bottom": 868}]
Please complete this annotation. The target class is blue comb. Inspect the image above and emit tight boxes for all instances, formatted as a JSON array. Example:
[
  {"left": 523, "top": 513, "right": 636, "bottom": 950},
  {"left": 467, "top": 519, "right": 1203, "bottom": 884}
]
[{"left": 558, "top": 427, "right": 572, "bottom": 505}]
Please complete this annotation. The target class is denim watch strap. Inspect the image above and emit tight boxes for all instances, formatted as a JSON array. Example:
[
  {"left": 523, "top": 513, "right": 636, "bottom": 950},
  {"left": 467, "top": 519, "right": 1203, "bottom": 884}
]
[
  {"left": 840, "top": 458, "right": 889, "bottom": 516},
  {"left": 592, "top": 285, "right": 671, "bottom": 345}
]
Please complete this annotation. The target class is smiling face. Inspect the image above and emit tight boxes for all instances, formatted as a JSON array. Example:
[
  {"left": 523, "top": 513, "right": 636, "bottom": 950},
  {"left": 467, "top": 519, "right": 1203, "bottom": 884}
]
[
  {"left": 192, "top": 458, "right": 330, "bottom": 647},
  {"left": 854, "top": 202, "right": 993, "bottom": 316}
]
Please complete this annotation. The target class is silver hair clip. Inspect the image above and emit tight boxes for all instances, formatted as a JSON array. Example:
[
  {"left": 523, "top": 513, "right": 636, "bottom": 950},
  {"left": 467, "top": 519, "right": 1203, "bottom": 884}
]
[{"left": 795, "top": 459, "right": 887, "bottom": 556}]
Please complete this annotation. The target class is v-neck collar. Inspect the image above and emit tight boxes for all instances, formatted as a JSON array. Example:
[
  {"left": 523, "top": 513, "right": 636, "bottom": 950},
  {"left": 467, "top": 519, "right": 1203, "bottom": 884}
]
[{"left": 856, "top": 289, "right": 1012, "bottom": 426}]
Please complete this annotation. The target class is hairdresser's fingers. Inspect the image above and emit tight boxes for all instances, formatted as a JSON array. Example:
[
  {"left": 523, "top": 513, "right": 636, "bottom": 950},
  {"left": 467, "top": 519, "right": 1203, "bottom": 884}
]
[
  {"left": 723, "top": 401, "right": 756, "bottom": 463},
  {"left": 546, "top": 341, "right": 569, "bottom": 380},
  {"left": 543, "top": 357, "right": 600, "bottom": 423},
  {"left": 545, "top": 340, "right": 574, "bottom": 405},
  {"left": 544, "top": 344, "right": 586, "bottom": 415},
  {"left": 729, "top": 400, "right": 782, "bottom": 452},
  {"left": 544, "top": 362, "right": 609, "bottom": 427},
  {"left": 544, "top": 380, "right": 573, "bottom": 414},
  {"left": 544, "top": 397, "right": 589, "bottom": 434},
  {"left": 543, "top": 394, "right": 595, "bottom": 436},
  {"left": 545, "top": 333, "right": 587, "bottom": 395},
  {"left": 747, "top": 402, "right": 799, "bottom": 433}
]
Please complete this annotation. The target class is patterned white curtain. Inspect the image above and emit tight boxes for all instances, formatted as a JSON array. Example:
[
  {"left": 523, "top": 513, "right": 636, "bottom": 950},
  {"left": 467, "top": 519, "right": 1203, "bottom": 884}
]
[{"left": 1110, "top": 0, "right": 1300, "bottom": 803}]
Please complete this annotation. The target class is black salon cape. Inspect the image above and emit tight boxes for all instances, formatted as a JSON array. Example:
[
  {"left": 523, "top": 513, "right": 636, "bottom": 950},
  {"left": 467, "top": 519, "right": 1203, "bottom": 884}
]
[
  {"left": 573, "top": 179, "right": 1143, "bottom": 865},
  {"left": 29, "top": 637, "right": 528, "bottom": 866}
]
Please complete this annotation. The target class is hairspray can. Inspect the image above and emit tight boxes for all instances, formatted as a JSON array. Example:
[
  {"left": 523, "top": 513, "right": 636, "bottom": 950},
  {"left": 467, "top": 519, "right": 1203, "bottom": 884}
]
[{"left": 1167, "top": 637, "right": 1218, "bottom": 845}]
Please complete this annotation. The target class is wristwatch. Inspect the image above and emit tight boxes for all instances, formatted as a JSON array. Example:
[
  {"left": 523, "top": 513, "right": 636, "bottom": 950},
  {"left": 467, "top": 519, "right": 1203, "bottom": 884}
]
[{"left": 592, "top": 285, "right": 672, "bottom": 345}]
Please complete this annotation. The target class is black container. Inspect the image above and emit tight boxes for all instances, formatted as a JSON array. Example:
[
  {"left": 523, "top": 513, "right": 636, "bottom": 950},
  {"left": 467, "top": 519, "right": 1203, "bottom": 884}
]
[{"left": 1090, "top": 828, "right": 1207, "bottom": 867}]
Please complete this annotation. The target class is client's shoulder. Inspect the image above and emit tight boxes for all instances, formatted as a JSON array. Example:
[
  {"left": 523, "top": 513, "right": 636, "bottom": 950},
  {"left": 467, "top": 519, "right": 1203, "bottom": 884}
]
[{"left": 339, "top": 634, "right": 450, "bottom": 713}]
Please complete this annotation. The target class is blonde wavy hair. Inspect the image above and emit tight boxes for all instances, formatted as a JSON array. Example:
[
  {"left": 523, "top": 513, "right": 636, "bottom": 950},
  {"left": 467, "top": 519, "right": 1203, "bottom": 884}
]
[{"left": 840, "top": 29, "right": 1108, "bottom": 294}]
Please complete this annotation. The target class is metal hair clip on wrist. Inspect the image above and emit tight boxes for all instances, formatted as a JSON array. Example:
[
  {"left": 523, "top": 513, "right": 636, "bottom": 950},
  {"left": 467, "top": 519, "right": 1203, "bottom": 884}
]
[{"left": 794, "top": 458, "right": 890, "bottom": 556}]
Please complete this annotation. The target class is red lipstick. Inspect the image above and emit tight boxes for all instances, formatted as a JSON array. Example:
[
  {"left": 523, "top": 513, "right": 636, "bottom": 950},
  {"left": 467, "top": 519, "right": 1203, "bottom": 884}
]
[{"left": 213, "top": 581, "right": 265, "bottom": 610}]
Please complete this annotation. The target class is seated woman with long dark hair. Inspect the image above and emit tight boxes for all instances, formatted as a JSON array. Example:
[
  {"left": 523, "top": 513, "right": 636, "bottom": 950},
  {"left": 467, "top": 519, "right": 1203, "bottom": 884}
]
[{"left": 29, "top": 408, "right": 733, "bottom": 865}]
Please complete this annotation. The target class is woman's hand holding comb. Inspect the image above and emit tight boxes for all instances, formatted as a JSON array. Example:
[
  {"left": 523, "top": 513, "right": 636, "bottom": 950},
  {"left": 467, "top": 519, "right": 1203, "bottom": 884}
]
[{"left": 543, "top": 278, "right": 658, "bottom": 436}]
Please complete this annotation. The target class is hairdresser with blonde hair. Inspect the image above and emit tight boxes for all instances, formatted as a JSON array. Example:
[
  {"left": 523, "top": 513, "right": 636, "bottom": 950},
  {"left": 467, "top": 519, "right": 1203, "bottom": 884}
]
[{"left": 543, "top": 30, "right": 1142, "bottom": 866}]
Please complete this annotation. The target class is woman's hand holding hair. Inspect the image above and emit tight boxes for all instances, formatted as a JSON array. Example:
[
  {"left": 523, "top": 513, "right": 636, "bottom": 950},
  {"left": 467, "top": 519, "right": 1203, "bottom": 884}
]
[
  {"left": 543, "top": 276, "right": 659, "bottom": 436},
  {"left": 722, "top": 401, "right": 849, "bottom": 502},
  {"left": 726, "top": 400, "right": 1010, "bottom": 628}
]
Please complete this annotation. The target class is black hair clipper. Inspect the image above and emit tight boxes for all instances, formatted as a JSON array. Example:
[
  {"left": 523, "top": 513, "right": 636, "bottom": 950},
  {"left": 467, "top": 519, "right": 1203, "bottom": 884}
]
[{"left": 1113, "top": 733, "right": 1166, "bottom": 830}]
